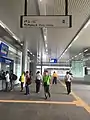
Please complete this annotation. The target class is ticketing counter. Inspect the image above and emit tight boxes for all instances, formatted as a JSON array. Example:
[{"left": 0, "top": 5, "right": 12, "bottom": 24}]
[{"left": 0, "top": 41, "right": 22, "bottom": 90}]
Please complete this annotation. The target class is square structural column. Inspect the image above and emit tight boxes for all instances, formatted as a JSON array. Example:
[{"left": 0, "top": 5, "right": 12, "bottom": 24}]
[{"left": 22, "top": 40, "right": 28, "bottom": 72}]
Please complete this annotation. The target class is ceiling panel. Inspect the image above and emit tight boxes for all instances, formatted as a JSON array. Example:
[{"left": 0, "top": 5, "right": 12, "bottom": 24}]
[
  {"left": 0, "top": 0, "right": 90, "bottom": 62},
  {"left": 42, "top": 0, "right": 90, "bottom": 61}
]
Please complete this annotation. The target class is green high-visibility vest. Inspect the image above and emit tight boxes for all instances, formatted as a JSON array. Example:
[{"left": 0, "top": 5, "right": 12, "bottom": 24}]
[{"left": 43, "top": 75, "right": 51, "bottom": 85}]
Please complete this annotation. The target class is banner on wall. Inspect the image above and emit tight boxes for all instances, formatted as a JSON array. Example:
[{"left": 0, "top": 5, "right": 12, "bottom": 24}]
[{"left": 0, "top": 42, "right": 9, "bottom": 57}]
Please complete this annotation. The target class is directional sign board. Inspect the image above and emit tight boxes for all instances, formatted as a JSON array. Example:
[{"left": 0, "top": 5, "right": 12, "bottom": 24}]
[
  {"left": 50, "top": 58, "right": 57, "bottom": 63},
  {"left": 20, "top": 15, "right": 72, "bottom": 28}
]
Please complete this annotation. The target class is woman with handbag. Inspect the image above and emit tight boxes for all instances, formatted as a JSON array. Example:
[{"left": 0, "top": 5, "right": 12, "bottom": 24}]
[{"left": 25, "top": 71, "right": 31, "bottom": 95}]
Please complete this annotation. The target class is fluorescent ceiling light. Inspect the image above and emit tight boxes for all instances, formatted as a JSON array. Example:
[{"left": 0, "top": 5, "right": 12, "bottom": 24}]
[
  {"left": 84, "top": 20, "right": 90, "bottom": 29},
  {"left": 0, "top": 21, "right": 6, "bottom": 29},
  {"left": 73, "top": 35, "right": 79, "bottom": 42},
  {"left": 75, "top": 55, "right": 77, "bottom": 58},
  {"left": 84, "top": 49, "right": 88, "bottom": 52},
  {"left": 65, "top": 49, "right": 68, "bottom": 53},
  {"left": 27, "top": 49, "right": 29, "bottom": 52},
  {"left": 44, "top": 35, "right": 47, "bottom": 41},
  {"left": 68, "top": 44, "right": 72, "bottom": 49},
  {"left": 45, "top": 44, "right": 47, "bottom": 47},
  {"left": 79, "top": 53, "right": 82, "bottom": 55},
  {"left": 0, "top": 20, "right": 20, "bottom": 42},
  {"left": 21, "top": 43, "right": 23, "bottom": 46},
  {"left": 13, "top": 35, "right": 19, "bottom": 41}
]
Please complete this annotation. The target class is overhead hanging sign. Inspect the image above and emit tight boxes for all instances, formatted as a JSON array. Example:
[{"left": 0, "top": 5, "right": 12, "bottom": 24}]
[
  {"left": 50, "top": 58, "right": 57, "bottom": 63},
  {"left": 20, "top": 15, "right": 72, "bottom": 28}
]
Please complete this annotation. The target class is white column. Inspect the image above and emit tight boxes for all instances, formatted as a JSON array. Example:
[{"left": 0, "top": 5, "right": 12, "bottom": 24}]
[{"left": 22, "top": 40, "right": 28, "bottom": 72}]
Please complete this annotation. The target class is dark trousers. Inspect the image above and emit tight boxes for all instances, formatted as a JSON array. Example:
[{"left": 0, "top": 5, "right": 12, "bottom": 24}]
[
  {"left": 36, "top": 80, "right": 40, "bottom": 93},
  {"left": 2, "top": 80, "right": 5, "bottom": 90},
  {"left": 25, "top": 84, "right": 29, "bottom": 95},
  {"left": 65, "top": 81, "right": 71, "bottom": 94},
  {"left": 21, "top": 82, "right": 24, "bottom": 91},
  {"left": 53, "top": 77, "right": 57, "bottom": 84},
  {"left": 44, "top": 83, "right": 51, "bottom": 98},
  {"left": 6, "top": 82, "right": 9, "bottom": 91},
  {"left": 10, "top": 81, "right": 14, "bottom": 90}
]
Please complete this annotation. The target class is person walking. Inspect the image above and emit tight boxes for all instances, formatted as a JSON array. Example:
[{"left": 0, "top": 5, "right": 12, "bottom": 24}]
[
  {"left": 10, "top": 70, "right": 17, "bottom": 91},
  {"left": 36, "top": 71, "right": 42, "bottom": 93},
  {"left": 1, "top": 70, "right": 6, "bottom": 91},
  {"left": 43, "top": 70, "right": 51, "bottom": 100},
  {"left": 52, "top": 71, "right": 58, "bottom": 84},
  {"left": 65, "top": 72, "right": 73, "bottom": 95},
  {"left": 25, "top": 71, "right": 31, "bottom": 95},
  {"left": 5, "top": 71, "right": 10, "bottom": 91},
  {"left": 20, "top": 72, "right": 25, "bottom": 92}
]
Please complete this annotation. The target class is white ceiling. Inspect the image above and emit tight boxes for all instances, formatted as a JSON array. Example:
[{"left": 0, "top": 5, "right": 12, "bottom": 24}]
[{"left": 0, "top": 0, "right": 90, "bottom": 62}]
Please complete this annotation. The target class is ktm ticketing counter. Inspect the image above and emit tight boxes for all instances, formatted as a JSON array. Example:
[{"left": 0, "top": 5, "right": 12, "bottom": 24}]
[{"left": 0, "top": 42, "right": 14, "bottom": 90}]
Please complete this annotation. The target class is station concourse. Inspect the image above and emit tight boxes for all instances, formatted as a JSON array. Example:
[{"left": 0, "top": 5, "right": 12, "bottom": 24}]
[{"left": 0, "top": 0, "right": 90, "bottom": 119}]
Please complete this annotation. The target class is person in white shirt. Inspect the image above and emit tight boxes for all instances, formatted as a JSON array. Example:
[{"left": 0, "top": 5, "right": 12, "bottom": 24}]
[
  {"left": 65, "top": 72, "right": 73, "bottom": 95},
  {"left": 5, "top": 71, "right": 10, "bottom": 91},
  {"left": 35, "top": 71, "right": 42, "bottom": 93}
]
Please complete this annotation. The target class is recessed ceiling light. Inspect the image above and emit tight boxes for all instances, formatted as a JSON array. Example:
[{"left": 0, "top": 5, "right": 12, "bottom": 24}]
[
  {"left": 72, "top": 57, "right": 74, "bottom": 59},
  {"left": 40, "top": 0, "right": 42, "bottom": 1},
  {"left": 75, "top": 55, "right": 77, "bottom": 58},
  {"left": 21, "top": 43, "right": 23, "bottom": 46},
  {"left": 46, "top": 49, "right": 48, "bottom": 52},
  {"left": 30, "top": 52, "right": 32, "bottom": 55}
]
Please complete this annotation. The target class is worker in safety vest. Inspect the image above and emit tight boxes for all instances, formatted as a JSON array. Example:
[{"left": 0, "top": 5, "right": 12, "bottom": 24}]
[{"left": 43, "top": 70, "right": 51, "bottom": 100}]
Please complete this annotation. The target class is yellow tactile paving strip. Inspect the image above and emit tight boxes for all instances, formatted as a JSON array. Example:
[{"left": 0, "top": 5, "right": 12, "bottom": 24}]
[
  {"left": 60, "top": 81, "right": 90, "bottom": 113},
  {"left": 0, "top": 99, "right": 76, "bottom": 105}
]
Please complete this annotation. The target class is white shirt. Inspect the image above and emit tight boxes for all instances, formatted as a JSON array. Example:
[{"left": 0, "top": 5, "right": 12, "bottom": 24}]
[
  {"left": 65, "top": 74, "right": 72, "bottom": 82},
  {"left": 36, "top": 73, "right": 42, "bottom": 80},
  {"left": 6, "top": 73, "right": 10, "bottom": 82}
]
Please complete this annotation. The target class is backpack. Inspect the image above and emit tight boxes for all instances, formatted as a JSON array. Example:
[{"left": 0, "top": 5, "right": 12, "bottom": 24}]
[
  {"left": 19, "top": 76, "right": 21, "bottom": 81},
  {"left": 13, "top": 74, "right": 17, "bottom": 80},
  {"left": 26, "top": 76, "right": 32, "bottom": 85}
]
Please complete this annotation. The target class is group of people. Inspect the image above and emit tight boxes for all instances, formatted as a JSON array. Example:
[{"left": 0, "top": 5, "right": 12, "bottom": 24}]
[
  {"left": 19, "top": 71, "right": 32, "bottom": 95},
  {"left": 19, "top": 70, "right": 73, "bottom": 99},
  {"left": 35, "top": 70, "right": 51, "bottom": 99},
  {"left": 0, "top": 69, "right": 73, "bottom": 99},
  {"left": 0, "top": 70, "right": 17, "bottom": 91},
  {"left": 19, "top": 70, "right": 51, "bottom": 99}
]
